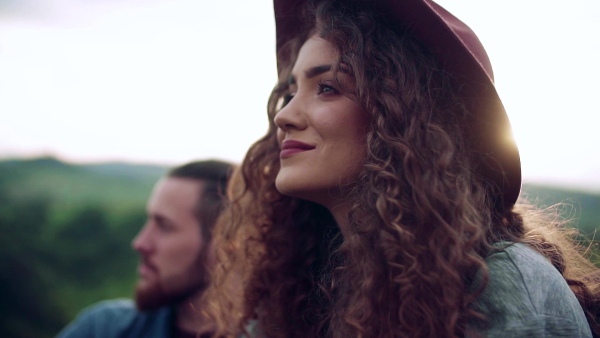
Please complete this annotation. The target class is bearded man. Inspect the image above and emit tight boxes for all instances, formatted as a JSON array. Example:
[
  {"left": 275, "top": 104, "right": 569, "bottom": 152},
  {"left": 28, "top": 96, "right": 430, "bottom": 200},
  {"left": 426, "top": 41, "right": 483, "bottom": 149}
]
[{"left": 57, "top": 160, "right": 233, "bottom": 338}]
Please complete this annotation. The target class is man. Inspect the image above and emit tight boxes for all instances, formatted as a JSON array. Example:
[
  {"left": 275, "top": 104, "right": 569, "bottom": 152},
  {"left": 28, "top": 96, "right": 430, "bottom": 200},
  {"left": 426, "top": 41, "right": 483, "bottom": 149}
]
[{"left": 57, "top": 159, "right": 234, "bottom": 338}]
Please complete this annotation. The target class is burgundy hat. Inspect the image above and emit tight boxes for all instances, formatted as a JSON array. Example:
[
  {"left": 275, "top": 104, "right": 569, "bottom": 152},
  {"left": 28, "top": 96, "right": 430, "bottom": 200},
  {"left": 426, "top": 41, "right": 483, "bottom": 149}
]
[{"left": 273, "top": 0, "right": 521, "bottom": 208}]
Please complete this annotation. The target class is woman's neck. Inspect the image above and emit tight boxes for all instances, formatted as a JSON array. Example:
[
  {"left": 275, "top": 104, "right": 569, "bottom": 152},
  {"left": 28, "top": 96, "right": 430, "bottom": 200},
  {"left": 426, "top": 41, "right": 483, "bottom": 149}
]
[{"left": 327, "top": 200, "right": 353, "bottom": 239}]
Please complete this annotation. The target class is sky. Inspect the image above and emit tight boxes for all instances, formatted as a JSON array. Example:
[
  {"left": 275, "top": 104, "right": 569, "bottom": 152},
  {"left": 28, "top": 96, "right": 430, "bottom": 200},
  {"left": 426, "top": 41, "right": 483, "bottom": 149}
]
[{"left": 0, "top": 0, "right": 599, "bottom": 193}]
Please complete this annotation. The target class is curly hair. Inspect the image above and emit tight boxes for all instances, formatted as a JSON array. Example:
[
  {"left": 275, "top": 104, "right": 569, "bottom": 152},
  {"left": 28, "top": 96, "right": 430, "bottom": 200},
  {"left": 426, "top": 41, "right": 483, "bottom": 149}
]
[{"left": 201, "top": 1, "right": 600, "bottom": 337}]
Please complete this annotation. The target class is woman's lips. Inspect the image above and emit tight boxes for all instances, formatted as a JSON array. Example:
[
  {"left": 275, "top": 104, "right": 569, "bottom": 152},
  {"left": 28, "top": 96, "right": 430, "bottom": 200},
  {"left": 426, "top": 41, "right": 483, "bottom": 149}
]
[{"left": 280, "top": 139, "right": 316, "bottom": 159}]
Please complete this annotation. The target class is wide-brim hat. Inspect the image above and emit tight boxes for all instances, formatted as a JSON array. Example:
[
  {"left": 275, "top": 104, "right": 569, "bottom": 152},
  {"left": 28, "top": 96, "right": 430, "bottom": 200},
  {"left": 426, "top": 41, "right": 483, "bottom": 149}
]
[{"left": 272, "top": 0, "right": 521, "bottom": 208}]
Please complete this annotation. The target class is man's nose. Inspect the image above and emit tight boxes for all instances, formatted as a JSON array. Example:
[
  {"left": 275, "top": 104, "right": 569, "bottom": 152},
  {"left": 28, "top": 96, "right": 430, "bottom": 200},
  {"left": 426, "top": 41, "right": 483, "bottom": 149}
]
[{"left": 132, "top": 222, "right": 153, "bottom": 254}]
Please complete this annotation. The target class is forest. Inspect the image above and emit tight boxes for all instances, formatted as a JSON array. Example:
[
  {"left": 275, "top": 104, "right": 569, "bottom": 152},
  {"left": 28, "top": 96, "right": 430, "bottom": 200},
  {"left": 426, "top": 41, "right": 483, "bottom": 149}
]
[
  {"left": 0, "top": 156, "right": 599, "bottom": 338},
  {"left": 0, "top": 157, "right": 165, "bottom": 338}
]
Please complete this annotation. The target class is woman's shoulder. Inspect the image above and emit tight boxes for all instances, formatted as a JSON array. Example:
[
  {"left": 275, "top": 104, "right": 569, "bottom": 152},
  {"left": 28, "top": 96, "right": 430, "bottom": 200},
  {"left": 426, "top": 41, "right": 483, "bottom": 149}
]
[
  {"left": 486, "top": 241, "right": 561, "bottom": 281},
  {"left": 481, "top": 242, "right": 574, "bottom": 310},
  {"left": 468, "top": 242, "right": 592, "bottom": 337}
]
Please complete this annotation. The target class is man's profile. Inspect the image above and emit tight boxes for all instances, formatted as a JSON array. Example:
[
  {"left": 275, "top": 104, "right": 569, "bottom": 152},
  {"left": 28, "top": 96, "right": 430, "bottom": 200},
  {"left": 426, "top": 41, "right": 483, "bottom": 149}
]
[{"left": 57, "top": 159, "right": 234, "bottom": 338}]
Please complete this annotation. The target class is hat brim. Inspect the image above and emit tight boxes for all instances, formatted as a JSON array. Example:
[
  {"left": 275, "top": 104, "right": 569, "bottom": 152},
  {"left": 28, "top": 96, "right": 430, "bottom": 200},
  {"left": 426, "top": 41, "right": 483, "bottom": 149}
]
[{"left": 273, "top": 0, "right": 521, "bottom": 208}]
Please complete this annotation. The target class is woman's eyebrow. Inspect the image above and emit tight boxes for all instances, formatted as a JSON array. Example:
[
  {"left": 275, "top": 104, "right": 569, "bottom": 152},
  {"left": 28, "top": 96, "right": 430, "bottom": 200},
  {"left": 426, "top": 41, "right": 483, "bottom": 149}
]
[
  {"left": 287, "top": 64, "right": 350, "bottom": 85},
  {"left": 305, "top": 64, "right": 332, "bottom": 79}
]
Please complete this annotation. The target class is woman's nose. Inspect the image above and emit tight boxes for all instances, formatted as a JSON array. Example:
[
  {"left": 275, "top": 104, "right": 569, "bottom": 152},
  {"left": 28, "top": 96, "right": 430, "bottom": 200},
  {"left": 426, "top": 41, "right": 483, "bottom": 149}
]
[{"left": 274, "top": 94, "right": 307, "bottom": 133}]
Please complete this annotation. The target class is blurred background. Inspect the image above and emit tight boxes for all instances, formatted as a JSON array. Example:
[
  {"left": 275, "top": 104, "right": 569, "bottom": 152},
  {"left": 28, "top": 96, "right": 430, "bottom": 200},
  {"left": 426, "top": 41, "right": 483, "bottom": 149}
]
[{"left": 0, "top": 0, "right": 598, "bottom": 337}]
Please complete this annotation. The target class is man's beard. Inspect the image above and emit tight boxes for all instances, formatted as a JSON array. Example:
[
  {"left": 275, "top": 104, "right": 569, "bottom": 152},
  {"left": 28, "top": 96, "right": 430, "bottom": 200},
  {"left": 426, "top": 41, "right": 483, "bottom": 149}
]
[{"left": 134, "top": 261, "right": 208, "bottom": 312}]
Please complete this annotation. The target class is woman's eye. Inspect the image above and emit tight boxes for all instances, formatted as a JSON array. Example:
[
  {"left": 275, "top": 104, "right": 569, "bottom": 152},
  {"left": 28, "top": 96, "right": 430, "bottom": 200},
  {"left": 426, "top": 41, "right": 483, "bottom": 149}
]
[{"left": 317, "top": 82, "right": 337, "bottom": 95}]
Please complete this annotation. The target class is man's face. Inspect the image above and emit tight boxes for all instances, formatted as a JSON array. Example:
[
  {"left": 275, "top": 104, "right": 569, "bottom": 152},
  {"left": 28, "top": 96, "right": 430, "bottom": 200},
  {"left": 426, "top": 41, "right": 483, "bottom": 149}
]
[{"left": 132, "top": 177, "right": 208, "bottom": 311}]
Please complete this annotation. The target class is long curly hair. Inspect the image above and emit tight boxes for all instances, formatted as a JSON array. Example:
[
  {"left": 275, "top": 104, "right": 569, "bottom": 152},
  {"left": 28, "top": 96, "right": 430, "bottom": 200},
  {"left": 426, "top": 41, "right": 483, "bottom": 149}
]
[{"left": 201, "top": 1, "right": 600, "bottom": 337}]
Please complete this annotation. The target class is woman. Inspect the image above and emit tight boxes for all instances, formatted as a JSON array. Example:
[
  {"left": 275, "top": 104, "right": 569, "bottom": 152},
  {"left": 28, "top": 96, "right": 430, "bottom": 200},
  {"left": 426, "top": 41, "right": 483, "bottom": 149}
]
[{"left": 203, "top": 0, "right": 600, "bottom": 336}]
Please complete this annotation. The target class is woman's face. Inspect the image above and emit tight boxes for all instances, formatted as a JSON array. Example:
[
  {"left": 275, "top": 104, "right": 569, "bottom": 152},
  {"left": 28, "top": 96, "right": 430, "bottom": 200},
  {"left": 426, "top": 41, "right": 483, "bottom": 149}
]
[{"left": 274, "top": 34, "right": 369, "bottom": 208}]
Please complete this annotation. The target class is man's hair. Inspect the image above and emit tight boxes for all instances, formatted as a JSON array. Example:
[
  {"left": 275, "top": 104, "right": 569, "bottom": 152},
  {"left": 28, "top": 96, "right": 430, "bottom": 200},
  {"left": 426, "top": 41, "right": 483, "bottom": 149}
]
[{"left": 167, "top": 160, "right": 233, "bottom": 244}]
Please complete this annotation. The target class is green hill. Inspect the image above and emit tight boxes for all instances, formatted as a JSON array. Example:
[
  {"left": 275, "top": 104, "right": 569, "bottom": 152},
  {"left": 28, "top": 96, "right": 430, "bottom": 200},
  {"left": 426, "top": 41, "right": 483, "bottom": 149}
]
[
  {"left": 0, "top": 156, "right": 166, "bottom": 212},
  {"left": 521, "top": 184, "right": 600, "bottom": 235}
]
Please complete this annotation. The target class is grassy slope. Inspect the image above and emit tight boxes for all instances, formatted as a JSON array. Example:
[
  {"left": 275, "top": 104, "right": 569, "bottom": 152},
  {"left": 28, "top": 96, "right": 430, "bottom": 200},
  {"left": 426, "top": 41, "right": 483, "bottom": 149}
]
[
  {"left": 1, "top": 156, "right": 166, "bottom": 201},
  {"left": 521, "top": 184, "right": 600, "bottom": 235},
  {"left": 0, "top": 156, "right": 167, "bottom": 221},
  {"left": 1, "top": 156, "right": 597, "bottom": 234}
]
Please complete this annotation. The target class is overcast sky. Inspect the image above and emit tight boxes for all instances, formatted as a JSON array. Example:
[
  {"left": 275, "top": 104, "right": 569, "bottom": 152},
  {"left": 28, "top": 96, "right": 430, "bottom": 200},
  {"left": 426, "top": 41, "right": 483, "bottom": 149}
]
[{"left": 0, "top": 0, "right": 599, "bottom": 193}]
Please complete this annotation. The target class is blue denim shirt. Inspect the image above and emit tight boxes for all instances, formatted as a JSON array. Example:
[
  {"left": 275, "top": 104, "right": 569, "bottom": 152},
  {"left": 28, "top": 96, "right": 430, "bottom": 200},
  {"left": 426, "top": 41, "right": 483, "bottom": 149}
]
[
  {"left": 55, "top": 299, "right": 173, "bottom": 338},
  {"left": 467, "top": 242, "right": 592, "bottom": 337}
]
